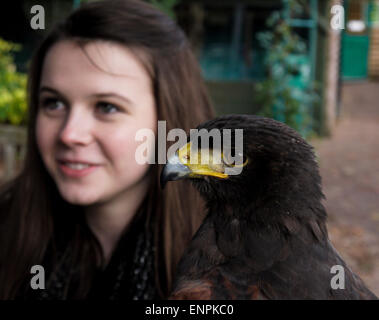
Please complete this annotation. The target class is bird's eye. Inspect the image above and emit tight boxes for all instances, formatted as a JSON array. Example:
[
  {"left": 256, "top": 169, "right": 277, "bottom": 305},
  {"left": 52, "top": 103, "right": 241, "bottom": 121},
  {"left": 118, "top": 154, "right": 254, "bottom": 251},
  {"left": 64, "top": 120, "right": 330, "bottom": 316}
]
[
  {"left": 222, "top": 151, "right": 232, "bottom": 166},
  {"left": 222, "top": 150, "right": 247, "bottom": 167}
]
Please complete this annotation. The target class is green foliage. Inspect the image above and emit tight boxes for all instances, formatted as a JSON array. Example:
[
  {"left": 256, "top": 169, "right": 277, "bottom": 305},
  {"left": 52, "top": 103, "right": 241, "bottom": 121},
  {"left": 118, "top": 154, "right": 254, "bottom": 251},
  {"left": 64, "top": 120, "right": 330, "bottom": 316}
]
[
  {"left": 0, "top": 38, "right": 28, "bottom": 126},
  {"left": 254, "top": 1, "right": 320, "bottom": 139}
]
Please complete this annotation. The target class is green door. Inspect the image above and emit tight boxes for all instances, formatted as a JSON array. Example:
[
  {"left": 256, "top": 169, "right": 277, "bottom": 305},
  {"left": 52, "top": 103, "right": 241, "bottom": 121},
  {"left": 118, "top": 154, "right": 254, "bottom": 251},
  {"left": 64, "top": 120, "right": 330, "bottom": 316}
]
[
  {"left": 341, "top": 0, "right": 371, "bottom": 80},
  {"left": 341, "top": 35, "right": 370, "bottom": 79}
]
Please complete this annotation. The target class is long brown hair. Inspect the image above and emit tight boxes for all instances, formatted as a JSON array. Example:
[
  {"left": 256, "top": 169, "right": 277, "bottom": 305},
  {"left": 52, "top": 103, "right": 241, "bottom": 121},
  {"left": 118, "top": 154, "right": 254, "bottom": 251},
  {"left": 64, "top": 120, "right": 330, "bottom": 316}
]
[{"left": 0, "top": 0, "right": 214, "bottom": 299}]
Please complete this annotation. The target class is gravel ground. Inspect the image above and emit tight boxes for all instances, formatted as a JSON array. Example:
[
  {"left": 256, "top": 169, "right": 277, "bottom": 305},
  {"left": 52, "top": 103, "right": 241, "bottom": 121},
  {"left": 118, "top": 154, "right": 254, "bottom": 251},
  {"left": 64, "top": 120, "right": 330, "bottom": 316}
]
[{"left": 311, "top": 81, "right": 379, "bottom": 297}]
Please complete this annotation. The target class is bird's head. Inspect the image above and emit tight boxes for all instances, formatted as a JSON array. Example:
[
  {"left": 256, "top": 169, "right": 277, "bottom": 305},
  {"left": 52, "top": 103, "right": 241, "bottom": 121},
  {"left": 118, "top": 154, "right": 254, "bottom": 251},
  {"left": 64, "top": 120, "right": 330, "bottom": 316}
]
[{"left": 161, "top": 115, "right": 323, "bottom": 213}]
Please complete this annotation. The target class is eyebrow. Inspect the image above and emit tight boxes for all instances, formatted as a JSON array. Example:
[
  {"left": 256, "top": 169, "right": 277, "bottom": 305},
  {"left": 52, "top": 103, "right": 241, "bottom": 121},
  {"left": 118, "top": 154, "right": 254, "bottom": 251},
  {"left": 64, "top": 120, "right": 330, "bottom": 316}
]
[
  {"left": 39, "top": 86, "right": 69, "bottom": 105},
  {"left": 39, "top": 86, "right": 62, "bottom": 96},
  {"left": 92, "top": 93, "right": 134, "bottom": 105},
  {"left": 39, "top": 86, "right": 134, "bottom": 105}
]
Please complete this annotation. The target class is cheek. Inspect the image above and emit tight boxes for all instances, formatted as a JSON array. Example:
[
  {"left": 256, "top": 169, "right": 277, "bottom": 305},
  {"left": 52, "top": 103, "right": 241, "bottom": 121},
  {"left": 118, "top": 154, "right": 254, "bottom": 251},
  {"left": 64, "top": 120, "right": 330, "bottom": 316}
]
[
  {"left": 106, "top": 109, "right": 157, "bottom": 171},
  {"left": 104, "top": 126, "right": 152, "bottom": 178}
]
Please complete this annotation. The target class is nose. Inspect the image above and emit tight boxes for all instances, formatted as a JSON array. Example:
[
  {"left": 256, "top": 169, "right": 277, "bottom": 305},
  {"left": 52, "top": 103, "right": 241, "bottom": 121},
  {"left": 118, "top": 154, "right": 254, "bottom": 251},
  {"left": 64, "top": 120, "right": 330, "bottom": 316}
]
[{"left": 59, "top": 106, "right": 94, "bottom": 147}]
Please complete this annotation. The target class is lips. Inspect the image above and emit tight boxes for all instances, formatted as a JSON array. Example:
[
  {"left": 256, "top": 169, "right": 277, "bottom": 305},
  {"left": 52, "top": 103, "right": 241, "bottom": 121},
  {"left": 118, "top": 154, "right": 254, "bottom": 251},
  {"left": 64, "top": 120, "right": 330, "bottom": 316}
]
[
  {"left": 57, "top": 159, "right": 102, "bottom": 178},
  {"left": 57, "top": 158, "right": 100, "bottom": 166}
]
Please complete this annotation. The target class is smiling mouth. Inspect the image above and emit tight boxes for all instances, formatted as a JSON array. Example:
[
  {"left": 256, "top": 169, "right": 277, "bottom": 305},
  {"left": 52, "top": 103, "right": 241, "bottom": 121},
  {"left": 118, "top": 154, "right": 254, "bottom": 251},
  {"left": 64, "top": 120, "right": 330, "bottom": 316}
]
[
  {"left": 59, "top": 161, "right": 94, "bottom": 170},
  {"left": 57, "top": 160, "right": 101, "bottom": 177}
]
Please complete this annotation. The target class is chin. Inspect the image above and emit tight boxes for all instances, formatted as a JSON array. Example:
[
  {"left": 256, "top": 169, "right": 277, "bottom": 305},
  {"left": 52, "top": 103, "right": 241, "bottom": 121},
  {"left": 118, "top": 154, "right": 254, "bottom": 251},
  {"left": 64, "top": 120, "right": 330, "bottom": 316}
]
[{"left": 59, "top": 188, "right": 101, "bottom": 206}]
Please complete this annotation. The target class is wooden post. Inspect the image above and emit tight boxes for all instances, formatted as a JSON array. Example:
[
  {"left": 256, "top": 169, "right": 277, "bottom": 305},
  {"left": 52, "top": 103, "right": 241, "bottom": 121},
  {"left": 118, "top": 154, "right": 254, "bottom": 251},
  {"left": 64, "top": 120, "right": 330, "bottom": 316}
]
[
  {"left": 0, "top": 124, "right": 27, "bottom": 183},
  {"left": 324, "top": 0, "right": 343, "bottom": 135}
]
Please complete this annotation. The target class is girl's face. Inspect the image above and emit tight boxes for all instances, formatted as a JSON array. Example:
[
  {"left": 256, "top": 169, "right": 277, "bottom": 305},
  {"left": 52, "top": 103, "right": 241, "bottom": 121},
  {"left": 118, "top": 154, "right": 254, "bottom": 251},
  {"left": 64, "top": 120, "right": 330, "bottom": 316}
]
[{"left": 36, "top": 40, "right": 157, "bottom": 206}]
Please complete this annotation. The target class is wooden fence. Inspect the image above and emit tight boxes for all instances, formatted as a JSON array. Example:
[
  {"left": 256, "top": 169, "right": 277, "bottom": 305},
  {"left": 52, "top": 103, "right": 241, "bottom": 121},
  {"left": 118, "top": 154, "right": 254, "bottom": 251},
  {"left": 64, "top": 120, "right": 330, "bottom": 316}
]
[{"left": 0, "top": 125, "right": 27, "bottom": 183}]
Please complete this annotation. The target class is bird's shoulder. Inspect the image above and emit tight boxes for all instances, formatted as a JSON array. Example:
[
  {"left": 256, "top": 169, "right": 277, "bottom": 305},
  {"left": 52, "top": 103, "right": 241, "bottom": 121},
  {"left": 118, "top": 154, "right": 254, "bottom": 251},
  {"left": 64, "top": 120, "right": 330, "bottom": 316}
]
[{"left": 170, "top": 267, "right": 268, "bottom": 300}]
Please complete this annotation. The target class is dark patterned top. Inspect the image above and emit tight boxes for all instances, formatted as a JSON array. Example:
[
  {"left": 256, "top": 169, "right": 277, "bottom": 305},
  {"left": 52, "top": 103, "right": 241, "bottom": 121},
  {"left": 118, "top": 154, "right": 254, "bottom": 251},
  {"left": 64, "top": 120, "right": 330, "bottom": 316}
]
[
  {"left": 87, "top": 208, "right": 157, "bottom": 300},
  {"left": 18, "top": 204, "right": 158, "bottom": 300}
]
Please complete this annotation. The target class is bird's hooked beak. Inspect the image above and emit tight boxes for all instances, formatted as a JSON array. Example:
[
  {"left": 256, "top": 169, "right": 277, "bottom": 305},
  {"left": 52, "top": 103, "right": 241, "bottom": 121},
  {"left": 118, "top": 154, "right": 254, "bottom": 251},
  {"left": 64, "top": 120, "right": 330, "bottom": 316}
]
[
  {"left": 160, "top": 141, "right": 242, "bottom": 189},
  {"left": 160, "top": 152, "right": 191, "bottom": 189}
]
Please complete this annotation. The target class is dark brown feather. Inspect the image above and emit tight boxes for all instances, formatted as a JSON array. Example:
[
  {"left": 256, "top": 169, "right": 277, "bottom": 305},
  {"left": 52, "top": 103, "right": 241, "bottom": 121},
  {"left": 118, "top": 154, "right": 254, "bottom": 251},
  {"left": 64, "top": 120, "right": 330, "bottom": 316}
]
[{"left": 168, "top": 115, "right": 377, "bottom": 300}]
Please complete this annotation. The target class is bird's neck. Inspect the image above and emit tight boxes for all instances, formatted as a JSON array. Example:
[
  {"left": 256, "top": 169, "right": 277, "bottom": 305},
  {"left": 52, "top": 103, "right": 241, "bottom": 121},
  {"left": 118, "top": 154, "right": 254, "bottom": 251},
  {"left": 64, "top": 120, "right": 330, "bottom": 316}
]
[
  {"left": 208, "top": 194, "right": 328, "bottom": 260},
  {"left": 209, "top": 185, "right": 326, "bottom": 223}
]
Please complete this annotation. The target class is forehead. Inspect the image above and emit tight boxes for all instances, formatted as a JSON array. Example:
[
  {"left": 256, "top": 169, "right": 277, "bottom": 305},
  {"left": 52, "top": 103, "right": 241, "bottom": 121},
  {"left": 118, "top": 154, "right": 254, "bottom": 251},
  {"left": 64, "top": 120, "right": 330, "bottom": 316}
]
[{"left": 40, "top": 40, "right": 152, "bottom": 93}]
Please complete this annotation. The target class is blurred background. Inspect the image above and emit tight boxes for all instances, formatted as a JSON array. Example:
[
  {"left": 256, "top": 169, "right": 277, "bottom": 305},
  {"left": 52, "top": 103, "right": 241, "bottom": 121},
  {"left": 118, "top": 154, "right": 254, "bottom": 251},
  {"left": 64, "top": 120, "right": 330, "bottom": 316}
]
[{"left": 0, "top": 0, "right": 378, "bottom": 295}]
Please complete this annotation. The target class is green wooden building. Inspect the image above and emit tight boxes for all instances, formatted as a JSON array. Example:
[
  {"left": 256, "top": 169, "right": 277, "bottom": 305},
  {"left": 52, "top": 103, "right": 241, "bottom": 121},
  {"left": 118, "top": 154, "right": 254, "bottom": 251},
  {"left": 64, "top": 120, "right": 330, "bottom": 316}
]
[{"left": 341, "top": 0, "right": 379, "bottom": 80}]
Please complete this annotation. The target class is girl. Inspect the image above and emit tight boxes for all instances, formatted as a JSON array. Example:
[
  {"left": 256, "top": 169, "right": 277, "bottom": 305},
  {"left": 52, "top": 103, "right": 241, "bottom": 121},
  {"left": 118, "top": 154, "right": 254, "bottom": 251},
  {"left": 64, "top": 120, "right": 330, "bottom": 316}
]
[{"left": 0, "top": 0, "right": 214, "bottom": 299}]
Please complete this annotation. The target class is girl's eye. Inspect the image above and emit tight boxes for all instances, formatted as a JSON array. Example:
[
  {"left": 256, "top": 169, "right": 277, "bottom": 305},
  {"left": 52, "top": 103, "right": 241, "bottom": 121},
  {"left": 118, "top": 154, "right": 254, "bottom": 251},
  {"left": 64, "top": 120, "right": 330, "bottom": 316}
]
[
  {"left": 96, "top": 102, "right": 120, "bottom": 114},
  {"left": 40, "top": 98, "right": 65, "bottom": 111}
]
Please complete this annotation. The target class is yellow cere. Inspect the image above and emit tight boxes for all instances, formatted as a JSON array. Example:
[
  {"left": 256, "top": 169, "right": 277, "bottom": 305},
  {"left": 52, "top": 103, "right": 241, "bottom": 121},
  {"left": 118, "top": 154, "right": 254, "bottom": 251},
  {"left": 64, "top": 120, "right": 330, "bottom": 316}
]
[{"left": 177, "top": 142, "right": 228, "bottom": 179}]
